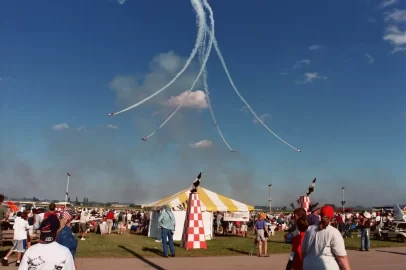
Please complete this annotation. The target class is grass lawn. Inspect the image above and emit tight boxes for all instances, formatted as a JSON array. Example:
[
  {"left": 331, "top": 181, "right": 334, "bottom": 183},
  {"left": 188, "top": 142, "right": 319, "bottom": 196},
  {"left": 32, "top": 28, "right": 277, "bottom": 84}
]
[{"left": 2, "top": 231, "right": 405, "bottom": 258}]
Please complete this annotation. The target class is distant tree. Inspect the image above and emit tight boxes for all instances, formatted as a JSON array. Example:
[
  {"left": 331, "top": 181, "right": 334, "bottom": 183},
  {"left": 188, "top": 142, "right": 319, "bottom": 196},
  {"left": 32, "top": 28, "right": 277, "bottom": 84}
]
[
  {"left": 75, "top": 197, "right": 79, "bottom": 205},
  {"left": 32, "top": 197, "right": 39, "bottom": 202},
  {"left": 129, "top": 204, "right": 135, "bottom": 208},
  {"left": 105, "top": 203, "right": 112, "bottom": 207}
]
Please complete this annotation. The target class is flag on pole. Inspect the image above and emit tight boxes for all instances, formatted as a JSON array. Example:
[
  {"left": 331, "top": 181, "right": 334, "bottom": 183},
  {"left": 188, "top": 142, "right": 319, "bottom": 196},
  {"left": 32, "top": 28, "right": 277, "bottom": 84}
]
[
  {"left": 190, "top": 172, "right": 202, "bottom": 193},
  {"left": 67, "top": 172, "right": 71, "bottom": 176}
]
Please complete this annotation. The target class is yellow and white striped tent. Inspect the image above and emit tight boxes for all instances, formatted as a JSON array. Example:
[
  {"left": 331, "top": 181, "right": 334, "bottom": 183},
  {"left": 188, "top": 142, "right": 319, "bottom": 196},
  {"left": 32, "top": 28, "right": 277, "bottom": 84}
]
[{"left": 143, "top": 187, "right": 254, "bottom": 212}]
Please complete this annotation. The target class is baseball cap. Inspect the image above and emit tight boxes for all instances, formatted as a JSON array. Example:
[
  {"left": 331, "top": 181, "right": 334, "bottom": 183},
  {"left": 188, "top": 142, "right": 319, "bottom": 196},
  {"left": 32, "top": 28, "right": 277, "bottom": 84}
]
[
  {"left": 320, "top": 205, "right": 334, "bottom": 219},
  {"left": 39, "top": 215, "right": 60, "bottom": 244}
]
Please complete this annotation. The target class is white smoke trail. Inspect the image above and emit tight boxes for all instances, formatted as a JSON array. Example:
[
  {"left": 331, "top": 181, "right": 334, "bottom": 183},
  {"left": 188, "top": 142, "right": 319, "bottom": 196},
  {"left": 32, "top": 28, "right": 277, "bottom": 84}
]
[
  {"left": 199, "top": 0, "right": 235, "bottom": 152},
  {"left": 112, "top": 0, "right": 206, "bottom": 116},
  {"left": 143, "top": 0, "right": 216, "bottom": 141},
  {"left": 210, "top": 34, "right": 302, "bottom": 152}
]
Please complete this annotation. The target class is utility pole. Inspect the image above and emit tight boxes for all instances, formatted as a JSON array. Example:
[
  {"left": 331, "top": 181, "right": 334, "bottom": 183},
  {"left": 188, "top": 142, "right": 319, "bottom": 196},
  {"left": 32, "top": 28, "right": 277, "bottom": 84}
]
[
  {"left": 268, "top": 184, "right": 272, "bottom": 212},
  {"left": 66, "top": 172, "right": 71, "bottom": 208},
  {"left": 341, "top": 187, "right": 345, "bottom": 213}
]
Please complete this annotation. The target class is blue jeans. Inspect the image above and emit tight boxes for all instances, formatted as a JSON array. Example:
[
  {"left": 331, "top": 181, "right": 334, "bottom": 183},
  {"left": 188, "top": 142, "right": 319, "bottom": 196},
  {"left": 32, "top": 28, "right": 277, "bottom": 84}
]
[
  {"left": 361, "top": 228, "right": 370, "bottom": 250},
  {"left": 161, "top": 228, "right": 175, "bottom": 257}
]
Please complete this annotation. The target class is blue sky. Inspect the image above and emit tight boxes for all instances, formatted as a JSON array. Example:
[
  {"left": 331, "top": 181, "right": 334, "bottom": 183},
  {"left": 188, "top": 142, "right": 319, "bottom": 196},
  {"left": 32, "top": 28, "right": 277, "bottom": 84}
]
[{"left": 0, "top": 0, "right": 405, "bottom": 206}]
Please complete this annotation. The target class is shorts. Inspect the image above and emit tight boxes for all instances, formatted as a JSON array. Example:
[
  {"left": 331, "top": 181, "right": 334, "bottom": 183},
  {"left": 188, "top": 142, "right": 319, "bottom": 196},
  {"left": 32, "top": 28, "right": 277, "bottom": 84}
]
[
  {"left": 256, "top": 229, "right": 267, "bottom": 241},
  {"left": 80, "top": 223, "right": 87, "bottom": 233},
  {"left": 11, "top": 240, "right": 27, "bottom": 253},
  {"left": 241, "top": 225, "right": 247, "bottom": 232}
]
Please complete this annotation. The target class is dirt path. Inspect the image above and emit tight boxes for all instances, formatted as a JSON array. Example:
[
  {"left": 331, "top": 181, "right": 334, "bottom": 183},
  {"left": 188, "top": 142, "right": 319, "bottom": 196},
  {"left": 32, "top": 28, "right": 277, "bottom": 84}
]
[{"left": 5, "top": 247, "right": 406, "bottom": 269}]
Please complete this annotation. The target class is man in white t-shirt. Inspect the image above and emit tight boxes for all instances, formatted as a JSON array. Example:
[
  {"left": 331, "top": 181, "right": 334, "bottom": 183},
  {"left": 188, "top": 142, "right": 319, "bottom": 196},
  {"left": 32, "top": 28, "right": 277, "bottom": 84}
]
[
  {"left": 18, "top": 215, "right": 75, "bottom": 270},
  {"left": 1, "top": 212, "right": 29, "bottom": 267}
]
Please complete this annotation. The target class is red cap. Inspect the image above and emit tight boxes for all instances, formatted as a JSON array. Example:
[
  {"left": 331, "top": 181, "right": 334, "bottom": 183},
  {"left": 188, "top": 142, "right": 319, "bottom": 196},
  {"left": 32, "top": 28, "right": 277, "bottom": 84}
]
[{"left": 320, "top": 205, "right": 334, "bottom": 219}]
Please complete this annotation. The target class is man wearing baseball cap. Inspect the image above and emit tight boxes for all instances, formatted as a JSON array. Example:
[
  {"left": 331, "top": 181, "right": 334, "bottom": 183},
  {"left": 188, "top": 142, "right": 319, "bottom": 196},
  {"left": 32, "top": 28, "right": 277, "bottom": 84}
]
[{"left": 18, "top": 215, "right": 75, "bottom": 270}]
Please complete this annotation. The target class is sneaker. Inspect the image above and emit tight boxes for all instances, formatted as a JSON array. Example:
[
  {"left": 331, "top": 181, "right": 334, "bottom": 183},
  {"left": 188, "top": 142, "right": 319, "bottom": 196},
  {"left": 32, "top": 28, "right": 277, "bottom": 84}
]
[
  {"left": 81, "top": 238, "right": 86, "bottom": 241},
  {"left": 1, "top": 258, "right": 9, "bottom": 266},
  {"left": 359, "top": 249, "right": 365, "bottom": 252},
  {"left": 171, "top": 254, "right": 175, "bottom": 257},
  {"left": 16, "top": 261, "right": 20, "bottom": 267}
]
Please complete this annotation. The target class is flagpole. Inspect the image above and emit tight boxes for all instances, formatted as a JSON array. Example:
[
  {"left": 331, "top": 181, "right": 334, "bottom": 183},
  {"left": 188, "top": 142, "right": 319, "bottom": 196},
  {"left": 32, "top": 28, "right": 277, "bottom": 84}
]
[
  {"left": 65, "top": 173, "right": 71, "bottom": 208},
  {"left": 341, "top": 187, "right": 345, "bottom": 213}
]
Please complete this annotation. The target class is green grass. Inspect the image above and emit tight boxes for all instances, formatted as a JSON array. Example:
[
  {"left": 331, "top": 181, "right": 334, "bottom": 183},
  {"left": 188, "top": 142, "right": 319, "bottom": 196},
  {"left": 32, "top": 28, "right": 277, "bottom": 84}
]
[{"left": 1, "top": 231, "right": 405, "bottom": 258}]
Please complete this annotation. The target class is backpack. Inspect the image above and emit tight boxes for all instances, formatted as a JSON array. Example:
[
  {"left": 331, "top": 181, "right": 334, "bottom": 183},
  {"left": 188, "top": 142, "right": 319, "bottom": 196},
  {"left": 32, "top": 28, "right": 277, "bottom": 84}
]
[{"left": 118, "top": 213, "right": 123, "bottom": 222}]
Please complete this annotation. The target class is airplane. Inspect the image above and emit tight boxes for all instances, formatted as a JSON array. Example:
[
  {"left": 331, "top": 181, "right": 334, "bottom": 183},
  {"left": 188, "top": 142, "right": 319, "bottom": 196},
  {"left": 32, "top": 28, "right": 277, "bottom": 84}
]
[
  {"left": 108, "top": 112, "right": 114, "bottom": 117},
  {"left": 230, "top": 150, "right": 236, "bottom": 152},
  {"left": 142, "top": 137, "right": 147, "bottom": 141},
  {"left": 297, "top": 149, "right": 302, "bottom": 152}
]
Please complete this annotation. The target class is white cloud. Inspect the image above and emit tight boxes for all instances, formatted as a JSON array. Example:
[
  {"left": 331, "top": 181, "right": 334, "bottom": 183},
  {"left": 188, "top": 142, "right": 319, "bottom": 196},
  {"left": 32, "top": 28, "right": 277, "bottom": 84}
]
[
  {"left": 110, "top": 51, "right": 201, "bottom": 109},
  {"left": 295, "top": 72, "right": 327, "bottom": 84},
  {"left": 383, "top": 25, "right": 406, "bottom": 46},
  {"left": 380, "top": 0, "right": 399, "bottom": 9},
  {"left": 280, "top": 72, "right": 288, "bottom": 75},
  {"left": 77, "top": 126, "right": 85, "bottom": 131},
  {"left": 52, "top": 123, "right": 69, "bottom": 130},
  {"left": 365, "top": 54, "right": 375, "bottom": 64},
  {"left": 390, "top": 46, "right": 406, "bottom": 54},
  {"left": 105, "top": 124, "right": 118, "bottom": 129},
  {"left": 253, "top": 113, "right": 271, "bottom": 124},
  {"left": 382, "top": 9, "right": 406, "bottom": 53},
  {"left": 189, "top": 140, "right": 212, "bottom": 149},
  {"left": 117, "top": 0, "right": 127, "bottom": 4},
  {"left": 166, "top": 90, "right": 207, "bottom": 109},
  {"left": 309, "top": 45, "right": 322, "bottom": 50},
  {"left": 293, "top": 59, "right": 311, "bottom": 69},
  {"left": 384, "top": 9, "right": 406, "bottom": 23}
]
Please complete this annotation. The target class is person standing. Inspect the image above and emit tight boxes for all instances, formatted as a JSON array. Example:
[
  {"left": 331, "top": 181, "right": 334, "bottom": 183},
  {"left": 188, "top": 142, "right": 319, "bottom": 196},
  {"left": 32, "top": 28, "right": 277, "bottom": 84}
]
[
  {"left": 254, "top": 213, "right": 269, "bottom": 257},
  {"left": 291, "top": 217, "right": 309, "bottom": 270},
  {"left": 117, "top": 211, "right": 124, "bottom": 235},
  {"left": 106, "top": 210, "right": 115, "bottom": 234},
  {"left": 0, "top": 194, "right": 10, "bottom": 246},
  {"left": 158, "top": 205, "right": 176, "bottom": 258},
  {"left": 80, "top": 208, "right": 90, "bottom": 240},
  {"left": 1, "top": 212, "right": 29, "bottom": 267},
  {"left": 359, "top": 212, "right": 371, "bottom": 252},
  {"left": 302, "top": 205, "right": 351, "bottom": 270},
  {"left": 57, "top": 210, "right": 78, "bottom": 260}
]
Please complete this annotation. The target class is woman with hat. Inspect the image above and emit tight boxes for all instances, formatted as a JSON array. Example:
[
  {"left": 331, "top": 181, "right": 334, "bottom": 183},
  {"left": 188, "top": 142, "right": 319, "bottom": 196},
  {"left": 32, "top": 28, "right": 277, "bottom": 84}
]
[
  {"left": 302, "top": 205, "right": 351, "bottom": 270},
  {"left": 359, "top": 212, "right": 371, "bottom": 252},
  {"left": 254, "top": 213, "right": 269, "bottom": 257}
]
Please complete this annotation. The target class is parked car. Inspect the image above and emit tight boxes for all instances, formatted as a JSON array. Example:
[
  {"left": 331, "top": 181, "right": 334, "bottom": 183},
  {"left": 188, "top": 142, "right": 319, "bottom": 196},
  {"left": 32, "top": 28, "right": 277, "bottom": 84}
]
[{"left": 374, "top": 221, "right": 406, "bottom": 243}]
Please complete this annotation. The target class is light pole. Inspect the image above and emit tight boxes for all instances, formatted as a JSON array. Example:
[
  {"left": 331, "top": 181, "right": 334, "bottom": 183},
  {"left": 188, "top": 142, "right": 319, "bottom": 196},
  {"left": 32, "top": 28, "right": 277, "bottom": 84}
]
[
  {"left": 341, "top": 187, "right": 345, "bottom": 213},
  {"left": 66, "top": 172, "right": 71, "bottom": 208},
  {"left": 268, "top": 184, "right": 272, "bottom": 212}
]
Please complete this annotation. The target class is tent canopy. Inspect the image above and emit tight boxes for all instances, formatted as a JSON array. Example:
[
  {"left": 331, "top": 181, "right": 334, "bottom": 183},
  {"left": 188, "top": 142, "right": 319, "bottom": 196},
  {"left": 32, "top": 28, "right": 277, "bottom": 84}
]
[{"left": 143, "top": 187, "right": 254, "bottom": 212}]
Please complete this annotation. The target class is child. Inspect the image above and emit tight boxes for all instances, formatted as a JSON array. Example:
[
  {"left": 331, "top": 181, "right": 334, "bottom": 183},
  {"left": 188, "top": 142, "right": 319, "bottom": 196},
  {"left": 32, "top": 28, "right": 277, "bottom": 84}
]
[
  {"left": 241, "top": 222, "right": 247, "bottom": 237},
  {"left": 1, "top": 211, "right": 29, "bottom": 267},
  {"left": 291, "top": 216, "right": 309, "bottom": 270}
]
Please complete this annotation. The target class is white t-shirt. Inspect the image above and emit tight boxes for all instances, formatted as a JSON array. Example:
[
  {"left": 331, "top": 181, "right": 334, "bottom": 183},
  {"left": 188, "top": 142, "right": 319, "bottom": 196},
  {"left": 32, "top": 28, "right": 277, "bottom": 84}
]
[
  {"left": 80, "top": 211, "right": 89, "bottom": 223},
  {"left": 13, "top": 218, "right": 29, "bottom": 240},
  {"left": 302, "top": 224, "right": 347, "bottom": 270},
  {"left": 18, "top": 242, "right": 75, "bottom": 270}
]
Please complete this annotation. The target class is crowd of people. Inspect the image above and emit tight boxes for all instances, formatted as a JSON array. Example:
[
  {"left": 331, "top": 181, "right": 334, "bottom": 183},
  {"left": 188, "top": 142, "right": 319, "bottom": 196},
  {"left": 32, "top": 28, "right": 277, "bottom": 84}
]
[
  {"left": 0, "top": 192, "right": 401, "bottom": 270},
  {"left": 248, "top": 206, "right": 396, "bottom": 270}
]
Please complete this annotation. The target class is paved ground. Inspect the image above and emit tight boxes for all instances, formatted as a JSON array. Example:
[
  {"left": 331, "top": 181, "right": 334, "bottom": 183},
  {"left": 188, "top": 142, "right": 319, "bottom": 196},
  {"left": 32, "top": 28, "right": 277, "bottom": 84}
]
[{"left": 4, "top": 247, "right": 406, "bottom": 269}]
